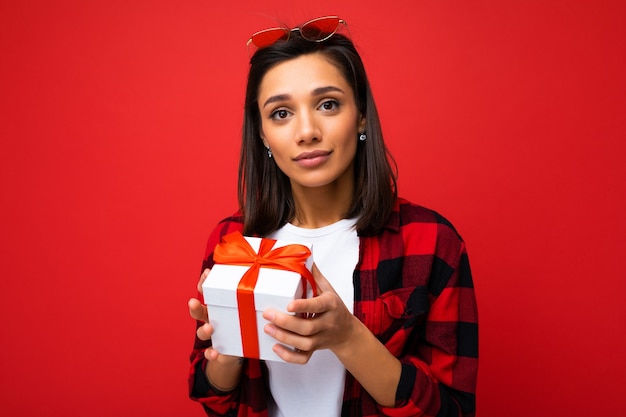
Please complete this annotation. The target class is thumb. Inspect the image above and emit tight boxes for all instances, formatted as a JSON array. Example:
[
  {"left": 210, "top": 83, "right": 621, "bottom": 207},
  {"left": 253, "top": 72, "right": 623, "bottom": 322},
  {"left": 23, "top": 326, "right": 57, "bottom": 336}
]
[{"left": 311, "top": 263, "right": 336, "bottom": 294}]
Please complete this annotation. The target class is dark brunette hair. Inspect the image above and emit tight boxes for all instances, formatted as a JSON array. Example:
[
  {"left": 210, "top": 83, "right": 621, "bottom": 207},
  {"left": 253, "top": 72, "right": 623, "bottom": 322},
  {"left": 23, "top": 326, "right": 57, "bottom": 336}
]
[{"left": 238, "top": 31, "right": 397, "bottom": 236}]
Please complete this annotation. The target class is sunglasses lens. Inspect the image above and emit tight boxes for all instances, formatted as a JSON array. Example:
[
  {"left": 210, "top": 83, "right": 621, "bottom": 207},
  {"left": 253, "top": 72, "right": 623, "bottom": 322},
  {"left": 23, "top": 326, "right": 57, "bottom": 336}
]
[
  {"left": 251, "top": 28, "right": 290, "bottom": 48},
  {"left": 300, "top": 16, "right": 341, "bottom": 41}
]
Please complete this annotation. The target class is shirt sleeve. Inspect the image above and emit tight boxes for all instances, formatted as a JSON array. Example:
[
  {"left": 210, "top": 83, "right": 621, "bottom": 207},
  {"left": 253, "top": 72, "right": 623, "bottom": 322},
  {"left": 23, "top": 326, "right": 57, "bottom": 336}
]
[
  {"left": 188, "top": 217, "right": 248, "bottom": 416},
  {"left": 360, "top": 206, "right": 478, "bottom": 417},
  {"left": 382, "top": 237, "right": 478, "bottom": 417}
]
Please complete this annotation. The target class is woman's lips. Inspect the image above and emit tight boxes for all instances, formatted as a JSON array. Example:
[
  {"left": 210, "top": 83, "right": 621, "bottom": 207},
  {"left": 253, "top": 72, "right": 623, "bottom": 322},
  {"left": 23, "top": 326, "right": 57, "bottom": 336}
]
[{"left": 293, "top": 150, "right": 332, "bottom": 168}]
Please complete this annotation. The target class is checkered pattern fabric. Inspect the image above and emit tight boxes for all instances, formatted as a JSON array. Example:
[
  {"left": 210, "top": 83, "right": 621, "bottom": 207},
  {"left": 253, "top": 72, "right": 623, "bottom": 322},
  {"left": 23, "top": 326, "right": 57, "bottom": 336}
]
[{"left": 189, "top": 198, "right": 478, "bottom": 416}]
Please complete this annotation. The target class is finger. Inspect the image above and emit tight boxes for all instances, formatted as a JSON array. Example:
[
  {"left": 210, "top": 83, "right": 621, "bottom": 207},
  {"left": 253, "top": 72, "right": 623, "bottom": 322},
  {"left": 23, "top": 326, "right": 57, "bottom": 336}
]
[
  {"left": 188, "top": 297, "right": 209, "bottom": 322},
  {"left": 266, "top": 325, "right": 314, "bottom": 363},
  {"left": 204, "top": 347, "right": 220, "bottom": 361},
  {"left": 271, "top": 343, "right": 311, "bottom": 365},
  {"left": 287, "top": 291, "right": 336, "bottom": 315},
  {"left": 196, "top": 322, "right": 214, "bottom": 341},
  {"left": 197, "top": 268, "right": 211, "bottom": 293},
  {"left": 263, "top": 311, "right": 319, "bottom": 340}
]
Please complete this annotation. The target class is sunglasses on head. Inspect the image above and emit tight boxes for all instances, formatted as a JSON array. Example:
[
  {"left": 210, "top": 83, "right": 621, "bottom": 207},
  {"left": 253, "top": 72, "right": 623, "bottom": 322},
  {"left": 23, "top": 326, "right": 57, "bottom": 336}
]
[{"left": 246, "top": 16, "right": 349, "bottom": 53}]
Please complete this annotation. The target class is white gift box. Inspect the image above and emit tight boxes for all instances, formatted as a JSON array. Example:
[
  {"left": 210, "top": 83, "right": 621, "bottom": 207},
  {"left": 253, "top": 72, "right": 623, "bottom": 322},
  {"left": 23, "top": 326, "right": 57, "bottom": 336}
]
[{"left": 202, "top": 236, "right": 313, "bottom": 362}]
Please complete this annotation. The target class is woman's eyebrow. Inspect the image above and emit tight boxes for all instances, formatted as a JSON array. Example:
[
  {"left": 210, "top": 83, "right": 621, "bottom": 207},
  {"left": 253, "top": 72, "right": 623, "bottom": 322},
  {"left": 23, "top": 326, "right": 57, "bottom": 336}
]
[
  {"left": 263, "top": 94, "right": 291, "bottom": 108},
  {"left": 312, "top": 86, "right": 345, "bottom": 96},
  {"left": 262, "top": 86, "right": 346, "bottom": 108}
]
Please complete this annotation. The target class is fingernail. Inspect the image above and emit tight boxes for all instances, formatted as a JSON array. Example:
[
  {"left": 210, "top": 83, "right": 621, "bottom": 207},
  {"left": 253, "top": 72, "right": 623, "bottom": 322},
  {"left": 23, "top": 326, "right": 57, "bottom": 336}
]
[{"left": 264, "top": 324, "right": 275, "bottom": 336}]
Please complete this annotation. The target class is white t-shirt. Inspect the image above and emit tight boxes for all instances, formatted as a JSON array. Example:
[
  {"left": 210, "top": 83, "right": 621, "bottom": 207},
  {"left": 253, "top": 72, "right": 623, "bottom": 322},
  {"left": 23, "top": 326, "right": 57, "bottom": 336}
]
[{"left": 265, "top": 218, "right": 359, "bottom": 417}]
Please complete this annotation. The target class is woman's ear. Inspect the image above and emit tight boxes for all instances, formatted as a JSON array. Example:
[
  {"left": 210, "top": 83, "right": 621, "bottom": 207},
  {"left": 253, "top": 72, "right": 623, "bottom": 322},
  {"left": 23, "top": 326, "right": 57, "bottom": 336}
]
[
  {"left": 358, "top": 116, "right": 367, "bottom": 133},
  {"left": 259, "top": 130, "right": 268, "bottom": 148}
]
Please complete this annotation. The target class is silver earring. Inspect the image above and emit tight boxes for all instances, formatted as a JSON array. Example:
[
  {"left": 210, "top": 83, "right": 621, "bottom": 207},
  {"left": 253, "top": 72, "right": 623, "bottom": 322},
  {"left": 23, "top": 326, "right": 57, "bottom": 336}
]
[
  {"left": 359, "top": 132, "right": 367, "bottom": 141},
  {"left": 266, "top": 147, "right": 272, "bottom": 158}
]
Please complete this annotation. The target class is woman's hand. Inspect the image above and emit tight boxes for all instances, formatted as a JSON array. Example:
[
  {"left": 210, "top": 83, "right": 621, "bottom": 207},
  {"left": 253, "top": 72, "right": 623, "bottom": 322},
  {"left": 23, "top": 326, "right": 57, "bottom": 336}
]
[
  {"left": 188, "top": 268, "right": 243, "bottom": 391},
  {"left": 261, "top": 264, "right": 360, "bottom": 364},
  {"left": 188, "top": 269, "right": 220, "bottom": 360},
  {"left": 263, "top": 264, "right": 401, "bottom": 406}
]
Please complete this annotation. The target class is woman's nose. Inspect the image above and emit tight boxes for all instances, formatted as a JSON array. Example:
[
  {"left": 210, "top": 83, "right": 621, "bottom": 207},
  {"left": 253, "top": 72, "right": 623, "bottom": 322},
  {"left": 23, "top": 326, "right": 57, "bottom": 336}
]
[{"left": 295, "top": 111, "right": 321, "bottom": 143}]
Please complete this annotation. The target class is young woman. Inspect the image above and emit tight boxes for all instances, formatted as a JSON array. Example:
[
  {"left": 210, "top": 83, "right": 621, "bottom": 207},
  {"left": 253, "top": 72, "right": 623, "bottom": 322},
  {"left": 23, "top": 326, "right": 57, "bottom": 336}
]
[{"left": 188, "top": 16, "right": 478, "bottom": 417}]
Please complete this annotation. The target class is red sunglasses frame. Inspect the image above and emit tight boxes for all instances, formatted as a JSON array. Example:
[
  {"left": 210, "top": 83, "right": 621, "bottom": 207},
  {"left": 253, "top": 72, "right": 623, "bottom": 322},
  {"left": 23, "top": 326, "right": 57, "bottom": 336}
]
[{"left": 246, "top": 16, "right": 348, "bottom": 53}]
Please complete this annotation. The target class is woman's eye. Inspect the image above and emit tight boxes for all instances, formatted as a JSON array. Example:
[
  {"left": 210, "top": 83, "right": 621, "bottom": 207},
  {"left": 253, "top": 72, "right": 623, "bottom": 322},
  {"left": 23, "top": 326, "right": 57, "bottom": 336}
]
[
  {"left": 320, "top": 100, "right": 339, "bottom": 111},
  {"left": 270, "top": 109, "right": 290, "bottom": 120}
]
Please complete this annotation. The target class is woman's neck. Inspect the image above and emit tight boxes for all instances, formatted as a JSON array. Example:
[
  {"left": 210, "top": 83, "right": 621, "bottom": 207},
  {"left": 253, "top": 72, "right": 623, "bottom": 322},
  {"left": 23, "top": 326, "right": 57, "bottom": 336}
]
[{"left": 290, "top": 180, "right": 354, "bottom": 229}]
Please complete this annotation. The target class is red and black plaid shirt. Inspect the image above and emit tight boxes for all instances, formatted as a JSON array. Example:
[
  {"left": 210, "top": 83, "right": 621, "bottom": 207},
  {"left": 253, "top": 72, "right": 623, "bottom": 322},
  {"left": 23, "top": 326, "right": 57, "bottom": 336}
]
[{"left": 189, "top": 198, "right": 478, "bottom": 416}]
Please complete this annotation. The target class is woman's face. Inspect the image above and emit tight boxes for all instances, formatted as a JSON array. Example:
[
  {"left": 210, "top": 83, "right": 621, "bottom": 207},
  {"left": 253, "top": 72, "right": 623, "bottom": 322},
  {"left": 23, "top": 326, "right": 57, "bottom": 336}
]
[{"left": 257, "top": 53, "right": 365, "bottom": 193}]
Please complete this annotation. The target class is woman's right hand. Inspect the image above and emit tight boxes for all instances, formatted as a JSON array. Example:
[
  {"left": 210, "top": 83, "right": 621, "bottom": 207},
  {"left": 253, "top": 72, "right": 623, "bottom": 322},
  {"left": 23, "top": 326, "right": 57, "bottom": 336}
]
[
  {"left": 189, "top": 268, "right": 244, "bottom": 391},
  {"left": 188, "top": 269, "right": 220, "bottom": 359}
]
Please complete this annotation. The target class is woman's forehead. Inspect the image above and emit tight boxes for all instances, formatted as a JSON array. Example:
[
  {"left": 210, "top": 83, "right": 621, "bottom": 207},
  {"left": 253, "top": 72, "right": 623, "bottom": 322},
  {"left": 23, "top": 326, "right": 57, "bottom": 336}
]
[{"left": 258, "top": 53, "right": 351, "bottom": 100}]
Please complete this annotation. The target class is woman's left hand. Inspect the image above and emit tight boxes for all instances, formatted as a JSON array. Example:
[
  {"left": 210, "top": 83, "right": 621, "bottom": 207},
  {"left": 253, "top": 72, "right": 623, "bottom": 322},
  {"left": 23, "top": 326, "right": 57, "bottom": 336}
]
[{"left": 262, "top": 263, "right": 359, "bottom": 364}]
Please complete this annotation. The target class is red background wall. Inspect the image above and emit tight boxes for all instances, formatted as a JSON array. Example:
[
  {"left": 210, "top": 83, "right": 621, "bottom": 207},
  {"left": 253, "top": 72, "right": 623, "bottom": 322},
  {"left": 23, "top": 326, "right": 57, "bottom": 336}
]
[{"left": 1, "top": 1, "right": 624, "bottom": 416}]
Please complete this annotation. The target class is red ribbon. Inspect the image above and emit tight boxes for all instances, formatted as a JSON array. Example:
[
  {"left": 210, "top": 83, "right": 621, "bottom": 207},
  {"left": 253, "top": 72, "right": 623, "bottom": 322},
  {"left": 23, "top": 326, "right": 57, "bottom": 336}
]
[{"left": 213, "top": 231, "right": 317, "bottom": 358}]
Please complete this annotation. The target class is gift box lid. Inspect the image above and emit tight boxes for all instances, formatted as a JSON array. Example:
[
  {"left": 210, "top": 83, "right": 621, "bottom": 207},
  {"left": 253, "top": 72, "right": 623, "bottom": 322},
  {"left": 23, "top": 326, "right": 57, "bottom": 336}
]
[{"left": 203, "top": 236, "right": 313, "bottom": 311}]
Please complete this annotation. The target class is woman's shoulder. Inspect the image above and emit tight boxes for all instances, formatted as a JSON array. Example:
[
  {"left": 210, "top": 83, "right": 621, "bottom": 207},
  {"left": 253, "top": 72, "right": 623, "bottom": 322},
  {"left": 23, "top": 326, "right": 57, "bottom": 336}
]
[
  {"left": 201, "top": 211, "right": 244, "bottom": 259},
  {"left": 204, "top": 210, "right": 244, "bottom": 242},
  {"left": 393, "top": 197, "right": 464, "bottom": 242},
  {"left": 216, "top": 210, "right": 244, "bottom": 227}
]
